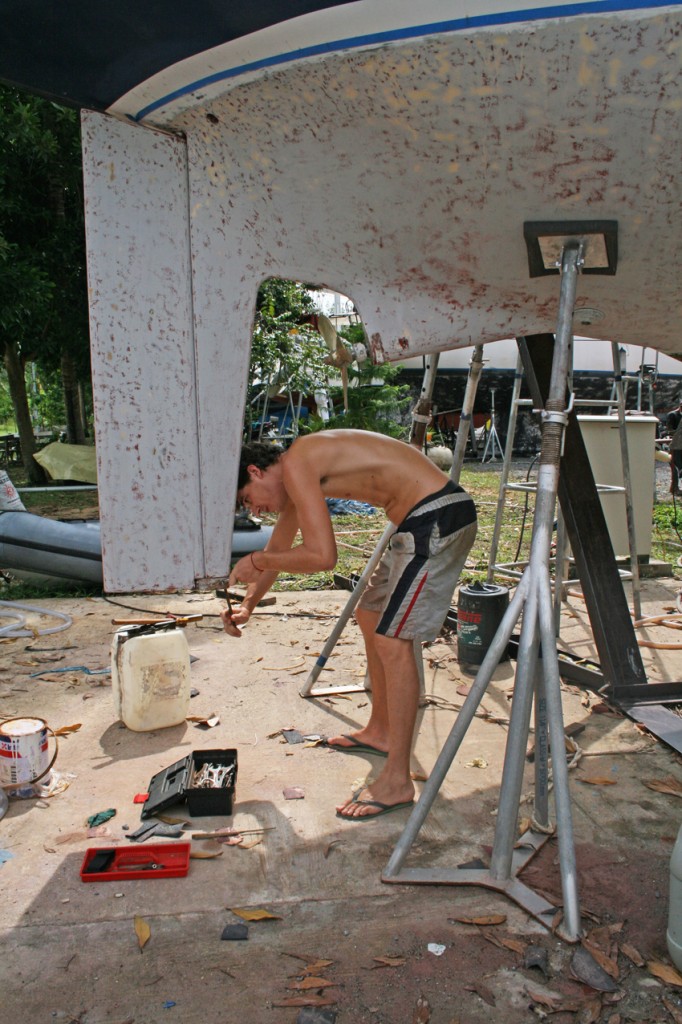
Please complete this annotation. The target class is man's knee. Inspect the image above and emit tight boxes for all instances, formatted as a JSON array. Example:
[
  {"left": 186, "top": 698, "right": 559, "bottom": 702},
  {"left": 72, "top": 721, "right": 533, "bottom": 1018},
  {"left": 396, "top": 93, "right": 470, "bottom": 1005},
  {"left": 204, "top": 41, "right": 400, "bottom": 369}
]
[{"left": 374, "top": 631, "right": 414, "bottom": 665}]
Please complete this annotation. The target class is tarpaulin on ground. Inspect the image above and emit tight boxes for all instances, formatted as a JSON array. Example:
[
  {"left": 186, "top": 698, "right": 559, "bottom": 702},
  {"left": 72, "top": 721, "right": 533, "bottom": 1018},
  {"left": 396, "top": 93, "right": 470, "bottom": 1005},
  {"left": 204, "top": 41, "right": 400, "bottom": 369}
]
[
  {"left": 33, "top": 442, "right": 98, "bottom": 484},
  {"left": 326, "top": 498, "right": 375, "bottom": 516}
]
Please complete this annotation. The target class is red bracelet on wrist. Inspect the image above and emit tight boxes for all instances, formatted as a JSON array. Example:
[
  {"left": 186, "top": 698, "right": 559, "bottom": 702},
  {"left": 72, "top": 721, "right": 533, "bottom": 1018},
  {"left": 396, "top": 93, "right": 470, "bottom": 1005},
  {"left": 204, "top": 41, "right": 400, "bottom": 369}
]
[{"left": 250, "top": 551, "right": 263, "bottom": 572}]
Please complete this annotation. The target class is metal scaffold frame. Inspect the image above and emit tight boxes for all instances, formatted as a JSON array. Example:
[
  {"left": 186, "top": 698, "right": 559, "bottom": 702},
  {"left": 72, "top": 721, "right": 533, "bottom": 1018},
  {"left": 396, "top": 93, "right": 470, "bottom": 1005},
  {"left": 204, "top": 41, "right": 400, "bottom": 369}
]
[{"left": 486, "top": 343, "right": 642, "bottom": 619}]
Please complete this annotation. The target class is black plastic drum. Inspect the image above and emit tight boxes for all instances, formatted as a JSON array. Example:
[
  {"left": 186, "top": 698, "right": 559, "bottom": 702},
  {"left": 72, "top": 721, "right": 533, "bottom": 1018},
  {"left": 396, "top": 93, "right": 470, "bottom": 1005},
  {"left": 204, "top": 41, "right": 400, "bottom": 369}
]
[{"left": 457, "top": 581, "right": 510, "bottom": 667}]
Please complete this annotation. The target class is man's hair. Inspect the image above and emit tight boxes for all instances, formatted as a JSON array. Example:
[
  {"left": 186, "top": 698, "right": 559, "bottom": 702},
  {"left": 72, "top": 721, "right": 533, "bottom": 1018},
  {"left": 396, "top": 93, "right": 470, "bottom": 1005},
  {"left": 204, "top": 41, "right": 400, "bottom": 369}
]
[{"left": 238, "top": 442, "right": 284, "bottom": 490}]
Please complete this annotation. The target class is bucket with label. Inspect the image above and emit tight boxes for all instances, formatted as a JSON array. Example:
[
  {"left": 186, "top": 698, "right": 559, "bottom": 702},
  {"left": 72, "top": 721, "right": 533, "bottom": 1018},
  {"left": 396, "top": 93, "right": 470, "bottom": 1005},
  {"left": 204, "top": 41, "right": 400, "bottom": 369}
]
[
  {"left": 112, "top": 626, "right": 191, "bottom": 732},
  {"left": 0, "top": 470, "right": 26, "bottom": 512},
  {"left": 0, "top": 717, "right": 58, "bottom": 788},
  {"left": 457, "top": 582, "right": 510, "bottom": 667}
]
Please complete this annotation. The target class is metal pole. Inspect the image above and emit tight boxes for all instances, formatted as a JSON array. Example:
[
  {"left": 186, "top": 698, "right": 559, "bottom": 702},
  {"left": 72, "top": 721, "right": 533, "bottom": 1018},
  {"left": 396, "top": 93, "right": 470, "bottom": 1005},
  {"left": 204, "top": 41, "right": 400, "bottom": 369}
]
[
  {"left": 410, "top": 353, "right": 441, "bottom": 450},
  {"left": 533, "top": 665, "right": 550, "bottom": 829},
  {"left": 451, "top": 345, "right": 484, "bottom": 481},
  {"left": 489, "top": 575, "right": 540, "bottom": 879},
  {"left": 611, "top": 341, "right": 642, "bottom": 620},
  {"left": 487, "top": 353, "right": 524, "bottom": 581}
]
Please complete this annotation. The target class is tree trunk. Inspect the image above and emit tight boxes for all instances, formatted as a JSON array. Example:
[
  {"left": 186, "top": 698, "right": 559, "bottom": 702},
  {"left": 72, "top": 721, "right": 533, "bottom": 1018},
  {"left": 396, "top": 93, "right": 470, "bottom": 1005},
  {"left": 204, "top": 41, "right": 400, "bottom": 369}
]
[
  {"left": 61, "top": 347, "right": 85, "bottom": 443},
  {"left": 3, "top": 340, "right": 47, "bottom": 484}
]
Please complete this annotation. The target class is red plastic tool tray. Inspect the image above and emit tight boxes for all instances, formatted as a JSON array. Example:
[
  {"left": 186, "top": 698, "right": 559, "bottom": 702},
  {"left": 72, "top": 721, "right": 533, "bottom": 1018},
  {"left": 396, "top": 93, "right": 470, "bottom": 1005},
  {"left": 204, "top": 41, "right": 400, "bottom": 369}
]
[{"left": 80, "top": 842, "right": 190, "bottom": 882}]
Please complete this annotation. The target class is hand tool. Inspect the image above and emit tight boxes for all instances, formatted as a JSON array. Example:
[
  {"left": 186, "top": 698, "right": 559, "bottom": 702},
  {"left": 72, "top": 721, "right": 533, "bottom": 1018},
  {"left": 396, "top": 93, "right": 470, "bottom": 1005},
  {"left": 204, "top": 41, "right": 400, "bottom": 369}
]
[
  {"left": 111, "top": 614, "right": 203, "bottom": 626},
  {"left": 117, "top": 861, "right": 166, "bottom": 871}
]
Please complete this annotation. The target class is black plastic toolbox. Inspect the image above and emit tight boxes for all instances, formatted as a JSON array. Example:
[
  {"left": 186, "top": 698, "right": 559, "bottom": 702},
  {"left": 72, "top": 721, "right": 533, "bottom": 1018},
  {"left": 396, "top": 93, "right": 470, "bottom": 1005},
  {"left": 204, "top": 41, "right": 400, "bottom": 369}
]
[{"left": 141, "top": 748, "right": 237, "bottom": 818}]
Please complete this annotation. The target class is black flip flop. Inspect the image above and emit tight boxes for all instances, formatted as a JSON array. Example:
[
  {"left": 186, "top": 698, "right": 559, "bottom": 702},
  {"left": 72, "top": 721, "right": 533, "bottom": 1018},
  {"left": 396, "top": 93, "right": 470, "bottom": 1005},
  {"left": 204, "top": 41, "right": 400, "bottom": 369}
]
[{"left": 324, "top": 734, "right": 388, "bottom": 757}]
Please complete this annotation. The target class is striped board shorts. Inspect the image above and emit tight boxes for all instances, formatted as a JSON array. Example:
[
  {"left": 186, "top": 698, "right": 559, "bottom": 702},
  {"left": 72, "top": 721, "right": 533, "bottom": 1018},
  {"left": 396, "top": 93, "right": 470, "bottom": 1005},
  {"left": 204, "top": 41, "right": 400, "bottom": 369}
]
[{"left": 358, "top": 480, "right": 477, "bottom": 641}]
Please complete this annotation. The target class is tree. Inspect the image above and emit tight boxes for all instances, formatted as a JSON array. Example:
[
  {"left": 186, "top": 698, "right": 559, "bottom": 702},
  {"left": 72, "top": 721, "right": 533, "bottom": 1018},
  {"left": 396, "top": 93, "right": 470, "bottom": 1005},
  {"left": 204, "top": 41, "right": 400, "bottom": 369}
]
[
  {"left": 0, "top": 86, "right": 90, "bottom": 482},
  {"left": 306, "top": 322, "right": 411, "bottom": 436},
  {"left": 247, "top": 279, "right": 329, "bottom": 438}
]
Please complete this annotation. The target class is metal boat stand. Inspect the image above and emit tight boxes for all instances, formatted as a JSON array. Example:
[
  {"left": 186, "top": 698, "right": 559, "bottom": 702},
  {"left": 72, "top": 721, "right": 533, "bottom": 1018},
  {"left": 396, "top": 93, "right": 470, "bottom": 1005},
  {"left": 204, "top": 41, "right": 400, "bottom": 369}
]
[
  {"left": 481, "top": 387, "right": 503, "bottom": 462},
  {"left": 382, "top": 232, "right": 615, "bottom": 943}
]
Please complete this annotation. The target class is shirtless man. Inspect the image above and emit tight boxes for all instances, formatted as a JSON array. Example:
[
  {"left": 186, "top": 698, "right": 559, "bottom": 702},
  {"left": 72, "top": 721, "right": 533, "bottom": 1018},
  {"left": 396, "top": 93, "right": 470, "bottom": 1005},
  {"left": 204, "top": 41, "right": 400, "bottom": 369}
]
[{"left": 223, "top": 429, "right": 477, "bottom": 821}]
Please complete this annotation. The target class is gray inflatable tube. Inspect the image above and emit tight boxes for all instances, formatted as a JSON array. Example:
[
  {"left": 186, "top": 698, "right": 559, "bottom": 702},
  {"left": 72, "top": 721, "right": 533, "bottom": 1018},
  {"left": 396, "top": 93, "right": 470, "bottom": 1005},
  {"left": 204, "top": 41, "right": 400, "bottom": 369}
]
[{"left": 0, "top": 511, "right": 272, "bottom": 586}]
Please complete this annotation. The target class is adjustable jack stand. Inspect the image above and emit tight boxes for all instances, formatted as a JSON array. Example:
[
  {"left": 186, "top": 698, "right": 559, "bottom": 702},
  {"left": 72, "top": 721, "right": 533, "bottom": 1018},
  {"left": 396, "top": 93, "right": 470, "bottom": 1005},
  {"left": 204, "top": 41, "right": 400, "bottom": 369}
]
[
  {"left": 383, "top": 238, "right": 594, "bottom": 942},
  {"left": 481, "top": 387, "right": 503, "bottom": 462}
]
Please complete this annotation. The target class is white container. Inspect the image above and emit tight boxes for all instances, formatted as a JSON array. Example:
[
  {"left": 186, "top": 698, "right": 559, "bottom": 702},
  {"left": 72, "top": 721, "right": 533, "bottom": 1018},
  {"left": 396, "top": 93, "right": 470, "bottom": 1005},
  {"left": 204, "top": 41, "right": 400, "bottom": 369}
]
[
  {"left": 668, "top": 821, "right": 682, "bottom": 971},
  {"left": 577, "top": 415, "right": 657, "bottom": 558},
  {"left": 111, "top": 628, "right": 191, "bottom": 731}
]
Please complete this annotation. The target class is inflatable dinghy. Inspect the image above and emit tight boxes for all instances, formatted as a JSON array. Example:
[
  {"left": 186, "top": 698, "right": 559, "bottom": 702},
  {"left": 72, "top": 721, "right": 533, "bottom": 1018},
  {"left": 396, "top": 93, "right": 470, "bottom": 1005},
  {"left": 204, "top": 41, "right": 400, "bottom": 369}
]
[{"left": 0, "top": 511, "right": 272, "bottom": 587}]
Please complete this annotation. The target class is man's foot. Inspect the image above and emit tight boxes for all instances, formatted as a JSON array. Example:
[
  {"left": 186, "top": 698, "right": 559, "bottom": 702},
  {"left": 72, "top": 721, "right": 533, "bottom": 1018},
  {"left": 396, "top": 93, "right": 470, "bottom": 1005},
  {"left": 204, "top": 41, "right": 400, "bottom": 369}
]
[
  {"left": 336, "top": 795, "right": 414, "bottom": 821},
  {"left": 336, "top": 782, "right": 415, "bottom": 821},
  {"left": 325, "top": 734, "right": 388, "bottom": 757}
]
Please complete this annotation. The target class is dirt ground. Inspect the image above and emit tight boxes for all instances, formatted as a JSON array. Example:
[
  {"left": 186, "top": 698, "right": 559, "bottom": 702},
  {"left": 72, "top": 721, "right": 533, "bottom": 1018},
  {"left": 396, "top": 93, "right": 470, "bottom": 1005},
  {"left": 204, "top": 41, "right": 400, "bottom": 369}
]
[{"left": 0, "top": 578, "right": 681, "bottom": 1024}]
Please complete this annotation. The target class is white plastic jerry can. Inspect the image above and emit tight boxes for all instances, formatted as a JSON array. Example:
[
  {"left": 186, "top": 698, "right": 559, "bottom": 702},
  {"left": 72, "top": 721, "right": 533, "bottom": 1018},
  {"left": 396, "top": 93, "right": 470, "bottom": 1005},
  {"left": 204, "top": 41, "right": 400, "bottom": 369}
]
[
  {"left": 668, "top": 821, "right": 682, "bottom": 971},
  {"left": 111, "top": 628, "right": 191, "bottom": 732}
]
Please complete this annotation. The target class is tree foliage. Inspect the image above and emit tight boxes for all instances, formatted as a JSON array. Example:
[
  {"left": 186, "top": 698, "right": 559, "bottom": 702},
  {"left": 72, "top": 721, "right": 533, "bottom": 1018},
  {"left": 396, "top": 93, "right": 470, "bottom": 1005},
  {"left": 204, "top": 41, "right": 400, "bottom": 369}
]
[
  {"left": 247, "top": 280, "right": 330, "bottom": 435},
  {"left": 309, "top": 322, "right": 410, "bottom": 437},
  {"left": 0, "top": 85, "right": 90, "bottom": 480}
]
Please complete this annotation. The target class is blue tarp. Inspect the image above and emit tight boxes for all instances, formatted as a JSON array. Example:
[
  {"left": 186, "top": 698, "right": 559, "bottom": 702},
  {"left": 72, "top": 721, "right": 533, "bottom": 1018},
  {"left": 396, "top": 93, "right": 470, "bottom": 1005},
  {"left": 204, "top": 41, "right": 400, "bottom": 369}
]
[{"left": 326, "top": 499, "right": 376, "bottom": 517}]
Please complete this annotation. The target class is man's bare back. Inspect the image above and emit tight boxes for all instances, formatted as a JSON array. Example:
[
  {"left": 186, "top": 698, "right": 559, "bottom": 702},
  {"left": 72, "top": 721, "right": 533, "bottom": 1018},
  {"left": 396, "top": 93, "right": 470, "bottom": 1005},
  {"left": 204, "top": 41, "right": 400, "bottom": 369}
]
[
  {"left": 229, "top": 428, "right": 454, "bottom": 601},
  {"left": 282, "top": 429, "right": 449, "bottom": 525}
]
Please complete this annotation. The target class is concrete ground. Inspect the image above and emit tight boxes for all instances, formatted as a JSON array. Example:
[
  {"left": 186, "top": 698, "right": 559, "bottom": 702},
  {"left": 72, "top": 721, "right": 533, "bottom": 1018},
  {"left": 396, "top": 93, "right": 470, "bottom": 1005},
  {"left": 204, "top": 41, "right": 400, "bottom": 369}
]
[{"left": 0, "top": 577, "right": 681, "bottom": 1024}]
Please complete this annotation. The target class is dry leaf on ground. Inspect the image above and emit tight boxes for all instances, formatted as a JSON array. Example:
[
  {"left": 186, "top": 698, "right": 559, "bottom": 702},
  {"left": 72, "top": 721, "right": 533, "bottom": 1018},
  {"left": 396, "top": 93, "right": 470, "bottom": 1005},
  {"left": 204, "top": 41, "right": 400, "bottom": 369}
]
[
  {"left": 480, "top": 930, "right": 526, "bottom": 955},
  {"left": 579, "top": 776, "right": 618, "bottom": 786},
  {"left": 413, "top": 994, "right": 431, "bottom": 1023},
  {"left": 465, "top": 982, "right": 496, "bottom": 1006},
  {"left": 272, "top": 995, "right": 337, "bottom": 1008},
  {"left": 229, "top": 907, "right": 282, "bottom": 921},
  {"left": 647, "top": 960, "right": 682, "bottom": 987},
  {"left": 454, "top": 914, "right": 507, "bottom": 926},
  {"left": 663, "top": 996, "right": 682, "bottom": 1024},
  {"left": 54, "top": 723, "right": 81, "bottom": 736},
  {"left": 301, "top": 959, "right": 334, "bottom": 975},
  {"left": 571, "top": 947, "right": 619, "bottom": 992},
  {"left": 582, "top": 938, "right": 619, "bottom": 980},
  {"left": 524, "top": 986, "right": 563, "bottom": 1010},
  {"left": 578, "top": 995, "right": 604, "bottom": 1024},
  {"left": 134, "top": 915, "right": 151, "bottom": 951},
  {"left": 619, "top": 942, "right": 644, "bottom": 967},
  {"left": 643, "top": 776, "right": 682, "bottom": 798},
  {"left": 371, "top": 955, "right": 406, "bottom": 968},
  {"left": 190, "top": 844, "right": 224, "bottom": 859},
  {"left": 287, "top": 977, "right": 337, "bottom": 991}
]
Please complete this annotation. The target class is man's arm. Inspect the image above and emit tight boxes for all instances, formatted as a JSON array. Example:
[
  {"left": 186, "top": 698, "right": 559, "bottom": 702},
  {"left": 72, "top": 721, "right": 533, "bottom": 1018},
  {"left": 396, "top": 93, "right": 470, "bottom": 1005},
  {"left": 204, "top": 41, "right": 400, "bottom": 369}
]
[
  {"left": 228, "top": 499, "right": 301, "bottom": 592},
  {"left": 223, "top": 502, "right": 301, "bottom": 635},
  {"left": 246, "top": 451, "right": 337, "bottom": 575}
]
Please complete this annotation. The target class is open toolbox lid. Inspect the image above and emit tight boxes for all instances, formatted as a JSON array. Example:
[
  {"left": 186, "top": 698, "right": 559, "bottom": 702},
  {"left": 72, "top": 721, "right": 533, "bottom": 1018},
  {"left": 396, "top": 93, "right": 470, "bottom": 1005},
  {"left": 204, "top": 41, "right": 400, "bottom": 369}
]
[{"left": 141, "top": 755, "right": 192, "bottom": 820}]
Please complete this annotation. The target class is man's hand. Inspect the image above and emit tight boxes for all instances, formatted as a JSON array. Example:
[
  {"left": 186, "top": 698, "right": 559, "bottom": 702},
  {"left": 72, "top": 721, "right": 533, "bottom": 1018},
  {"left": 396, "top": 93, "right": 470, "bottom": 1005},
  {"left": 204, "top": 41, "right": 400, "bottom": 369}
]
[
  {"left": 229, "top": 553, "right": 263, "bottom": 587},
  {"left": 220, "top": 602, "right": 251, "bottom": 637}
]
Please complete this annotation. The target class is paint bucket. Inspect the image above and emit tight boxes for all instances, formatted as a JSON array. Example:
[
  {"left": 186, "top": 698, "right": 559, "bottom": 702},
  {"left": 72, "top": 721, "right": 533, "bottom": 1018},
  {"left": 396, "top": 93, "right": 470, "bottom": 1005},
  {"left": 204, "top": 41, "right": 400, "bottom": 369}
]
[
  {"left": 457, "top": 582, "right": 510, "bottom": 667},
  {"left": 0, "top": 470, "right": 26, "bottom": 511},
  {"left": 0, "top": 717, "right": 57, "bottom": 788}
]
